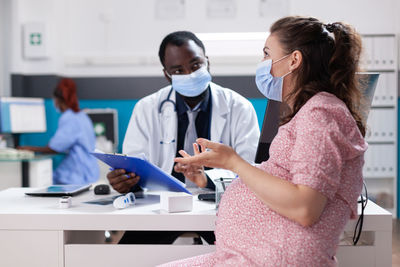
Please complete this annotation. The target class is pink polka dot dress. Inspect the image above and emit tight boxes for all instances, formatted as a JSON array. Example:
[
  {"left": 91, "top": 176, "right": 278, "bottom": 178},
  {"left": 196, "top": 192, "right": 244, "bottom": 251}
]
[{"left": 160, "top": 92, "right": 368, "bottom": 267}]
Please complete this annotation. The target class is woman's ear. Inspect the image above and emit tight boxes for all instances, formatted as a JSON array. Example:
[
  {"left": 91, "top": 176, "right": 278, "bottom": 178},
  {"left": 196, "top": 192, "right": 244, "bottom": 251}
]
[{"left": 289, "top": 50, "right": 302, "bottom": 72}]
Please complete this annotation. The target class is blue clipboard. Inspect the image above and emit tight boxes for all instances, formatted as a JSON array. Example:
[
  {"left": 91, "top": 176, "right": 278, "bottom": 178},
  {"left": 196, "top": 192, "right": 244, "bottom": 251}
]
[{"left": 92, "top": 152, "right": 191, "bottom": 194}]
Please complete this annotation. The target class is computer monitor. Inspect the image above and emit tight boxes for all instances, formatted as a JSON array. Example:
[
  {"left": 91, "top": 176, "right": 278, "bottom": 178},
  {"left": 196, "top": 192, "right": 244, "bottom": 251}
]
[
  {"left": 254, "top": 73, "right": 379, "bottom": 164},
  {"left": 84, "top": 109, "right": 118, "bottom": 153},
  {"left": 0, "top": 97, "right": 47, "bottom": 133}
]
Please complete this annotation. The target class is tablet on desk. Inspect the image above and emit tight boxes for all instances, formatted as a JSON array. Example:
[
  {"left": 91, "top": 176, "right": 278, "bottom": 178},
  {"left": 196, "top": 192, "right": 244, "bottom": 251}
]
[{"left": 25, "top": 184, "right": 91, "bottom": 197}]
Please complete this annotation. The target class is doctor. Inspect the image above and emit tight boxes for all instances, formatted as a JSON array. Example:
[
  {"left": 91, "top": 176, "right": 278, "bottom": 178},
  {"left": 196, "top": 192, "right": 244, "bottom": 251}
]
[
  {"left": 107, "top": 31, "right": 259, "bottom": 245},
  {"left": 107, "top": 31, "right": 260, "bottom": 193}
]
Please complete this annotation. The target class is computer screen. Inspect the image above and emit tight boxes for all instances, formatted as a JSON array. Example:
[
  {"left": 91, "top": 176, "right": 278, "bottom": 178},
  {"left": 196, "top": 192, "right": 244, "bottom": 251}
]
[
  {"left": 0, "top": 97, "right": 47, "bottom": 133},
  {"left": 254, "top": 73, "right": 379, "bottom": 164},
  {"left": 85, "top": 109, "right": 118, "bottom": 153}
]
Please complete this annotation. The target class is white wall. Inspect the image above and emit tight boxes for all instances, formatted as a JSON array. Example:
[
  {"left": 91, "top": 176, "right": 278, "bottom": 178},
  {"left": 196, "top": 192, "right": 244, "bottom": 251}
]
[
  {"left": 291, "top": 0, "right": 399, "bottom": 34},
  {"left": 1, "top": 0, "right": 13, "bottom": 96},
  {"left": 0, "top": 0, "right": 6, "bottom": 96},
  {"left": 10, "top": 0, "right": 60, "bottom": 76},
  {"left": 0, "top": 1, "right": 3, "bottom": 96},
  {"left": 5, "top": 0, "right": 400, "bottom": 80}
]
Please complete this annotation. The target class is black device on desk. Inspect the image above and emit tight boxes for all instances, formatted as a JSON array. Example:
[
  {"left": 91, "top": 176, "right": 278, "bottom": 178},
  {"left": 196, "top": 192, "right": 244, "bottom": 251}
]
[
  {"left": 94, "top": 184, "right": 110, "bottom": 195},
  {"left": 198, "top": 193, "right": 215, "bottom": 202}
]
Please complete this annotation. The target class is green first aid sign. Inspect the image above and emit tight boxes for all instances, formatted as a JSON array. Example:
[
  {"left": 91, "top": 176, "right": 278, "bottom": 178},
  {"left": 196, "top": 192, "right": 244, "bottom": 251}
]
[
  {"left": 23, "top": 23, "right": 47, "bottom": 58},
  {"left": 30, "top": 33, "right": 42, "bottom": 45}
]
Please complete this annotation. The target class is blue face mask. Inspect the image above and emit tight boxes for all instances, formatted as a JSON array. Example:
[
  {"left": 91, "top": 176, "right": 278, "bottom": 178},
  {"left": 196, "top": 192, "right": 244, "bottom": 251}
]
[
  {"left": 255, "top": 55, "right": 291, "bottom": 102},
  {"left": 167, "top": 66, "right": 212, "bottom": 97}
]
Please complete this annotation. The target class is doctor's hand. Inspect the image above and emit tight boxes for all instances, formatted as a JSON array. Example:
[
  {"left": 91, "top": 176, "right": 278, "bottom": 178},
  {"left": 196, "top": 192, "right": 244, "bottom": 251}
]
[
  {"left": 174, "top": 138, "right": 243, "bottom": 173},
  {"left": 106, "top": 169, "right": 140, "bottom": 193},
  {"left": 174, "top": 146, "right": 207, "bottom": 188}
]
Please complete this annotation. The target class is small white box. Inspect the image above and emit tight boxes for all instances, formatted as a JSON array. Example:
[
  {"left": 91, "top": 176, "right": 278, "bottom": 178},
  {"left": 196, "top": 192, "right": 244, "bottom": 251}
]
[{"left": 160, "top": 192, "right": 193, "bottom": 213}]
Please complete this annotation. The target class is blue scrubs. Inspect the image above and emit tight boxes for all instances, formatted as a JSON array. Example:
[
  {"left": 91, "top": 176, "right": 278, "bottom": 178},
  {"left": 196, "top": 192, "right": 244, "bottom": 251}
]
[{"left": 49, "top": 109, "right": 99, "bottom": 185}]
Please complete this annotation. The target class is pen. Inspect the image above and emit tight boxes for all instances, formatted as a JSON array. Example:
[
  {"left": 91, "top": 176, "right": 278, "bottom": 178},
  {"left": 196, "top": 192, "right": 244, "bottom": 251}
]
[{"left": 109, "top": 167, "right": 130, "bottom": 179}]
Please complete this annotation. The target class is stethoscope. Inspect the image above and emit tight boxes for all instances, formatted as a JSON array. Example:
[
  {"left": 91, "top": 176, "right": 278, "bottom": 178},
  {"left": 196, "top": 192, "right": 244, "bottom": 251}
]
[
  {"left": 158, "top": 88, "right": 176, "bottom": 113},
  {"left": 158, "top": 87, "right": 214, "bottom": 145},
  {"left": 158, "top": 88, "right": 176, "bottom": 144}
]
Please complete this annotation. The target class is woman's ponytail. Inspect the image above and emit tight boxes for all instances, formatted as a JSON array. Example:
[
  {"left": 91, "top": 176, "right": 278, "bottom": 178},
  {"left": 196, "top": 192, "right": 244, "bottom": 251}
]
[{"left": 326, "top": 22, "right": 365, "bottom": 136}]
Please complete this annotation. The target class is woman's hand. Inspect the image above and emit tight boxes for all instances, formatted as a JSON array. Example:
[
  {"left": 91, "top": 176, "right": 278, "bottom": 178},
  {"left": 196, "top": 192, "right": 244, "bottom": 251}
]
[
  {"left": 174, "top": 138, "right": 243, "bottom": 172},
  {"left": 17, "top": 146, "right": 34, "bottom": 151},
  {"left": 174, "top": 143, "right": 207, "bottom": 188}
]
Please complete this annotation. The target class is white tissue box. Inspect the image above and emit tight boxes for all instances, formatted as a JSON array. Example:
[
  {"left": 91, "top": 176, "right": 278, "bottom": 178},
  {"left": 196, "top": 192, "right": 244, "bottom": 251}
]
[{"left": 160, "top": 192, "right": 193, "bottom": 213}]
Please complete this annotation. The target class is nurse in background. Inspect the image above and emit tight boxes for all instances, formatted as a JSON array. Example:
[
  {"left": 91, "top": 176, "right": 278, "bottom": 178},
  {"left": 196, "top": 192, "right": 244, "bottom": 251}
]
[{"left": 19, "top": 78, "right": 99, "bottom": 185}]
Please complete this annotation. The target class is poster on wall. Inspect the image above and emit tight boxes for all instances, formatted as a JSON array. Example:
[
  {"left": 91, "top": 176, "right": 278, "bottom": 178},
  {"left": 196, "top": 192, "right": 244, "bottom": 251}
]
[
  {"left": 155, "top": 0, "right": 185, "bottom": 20},
  {"left": 206, "top": 0, "right": 237, "bottom": 19},
  {"left": 259, "top": 0, "right": 290, "bottom": 18}
]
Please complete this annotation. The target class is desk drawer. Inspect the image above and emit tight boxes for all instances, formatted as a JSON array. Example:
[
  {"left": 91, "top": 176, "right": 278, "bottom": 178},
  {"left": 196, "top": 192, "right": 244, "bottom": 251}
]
[
  {"left": 65, "top": 244, "right": 215, "bottom": 267},
  {"left": 0, "top": 230, "right": 62, "bottom": 267},
  {"left": 337, "top": 246, "right": 375, "bottom": 267},
  {"left": 65, "top": 244, "right": 384, "bottom": 267}
]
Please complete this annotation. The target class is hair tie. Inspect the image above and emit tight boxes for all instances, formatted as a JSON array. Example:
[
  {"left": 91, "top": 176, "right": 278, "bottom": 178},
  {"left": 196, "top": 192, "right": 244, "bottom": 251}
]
[{"left": 324, "top": 23, "right": 336, "bottom": 33}]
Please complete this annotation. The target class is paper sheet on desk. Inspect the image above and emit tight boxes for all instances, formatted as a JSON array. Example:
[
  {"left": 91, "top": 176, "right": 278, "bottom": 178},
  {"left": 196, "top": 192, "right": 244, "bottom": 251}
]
[{"left": 84, "top": 196, "right": 120, "bottom": 205}]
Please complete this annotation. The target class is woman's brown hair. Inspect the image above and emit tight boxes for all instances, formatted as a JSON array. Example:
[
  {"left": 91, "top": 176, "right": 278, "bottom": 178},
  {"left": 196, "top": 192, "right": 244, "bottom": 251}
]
[
  {"left": 271, "top": 16, "right": 365, "bottom": 136},
  {"left": 53, "top": 78, "right": 80, "bottom": 112}
]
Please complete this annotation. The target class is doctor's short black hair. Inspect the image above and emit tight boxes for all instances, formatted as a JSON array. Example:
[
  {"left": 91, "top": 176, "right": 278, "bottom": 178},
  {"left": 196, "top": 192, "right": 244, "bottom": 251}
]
[{"left": 158, "top": 31, "right": 206, "bottom": 67}]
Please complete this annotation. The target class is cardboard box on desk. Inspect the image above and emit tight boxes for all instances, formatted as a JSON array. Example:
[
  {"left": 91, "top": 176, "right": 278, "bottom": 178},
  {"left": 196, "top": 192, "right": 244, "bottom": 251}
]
[{"left": 160, "top": 192, "right": 193, "bottom": 213}]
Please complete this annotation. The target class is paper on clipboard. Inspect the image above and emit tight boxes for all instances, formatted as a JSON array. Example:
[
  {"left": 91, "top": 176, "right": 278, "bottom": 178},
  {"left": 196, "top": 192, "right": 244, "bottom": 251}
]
[{"left": 92, "top": 152, "right": 191, "bottom": 194}]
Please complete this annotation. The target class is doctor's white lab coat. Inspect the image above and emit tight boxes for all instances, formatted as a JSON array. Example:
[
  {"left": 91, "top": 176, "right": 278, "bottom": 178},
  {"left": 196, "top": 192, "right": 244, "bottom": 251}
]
[{"left": 123, "top": 82, "right": 260, "bottom": 180}]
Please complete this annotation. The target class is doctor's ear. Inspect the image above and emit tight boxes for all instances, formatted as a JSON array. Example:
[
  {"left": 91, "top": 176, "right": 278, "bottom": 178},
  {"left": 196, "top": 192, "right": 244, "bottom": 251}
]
[
  {"left": 288, "top": 50, "right": 302, "bottom": 72},
  {"left": 206, "top": 56, "right": 210, "bottom": 72},
  {"left": 163, "top": 69, "right": 172, "bottom": 83}
]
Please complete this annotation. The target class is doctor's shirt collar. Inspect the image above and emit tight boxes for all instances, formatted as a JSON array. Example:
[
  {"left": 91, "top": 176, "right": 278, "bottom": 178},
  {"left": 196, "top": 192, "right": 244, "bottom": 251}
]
[{"left": 175, "top": 86, "right": 211, "bottom": 115}]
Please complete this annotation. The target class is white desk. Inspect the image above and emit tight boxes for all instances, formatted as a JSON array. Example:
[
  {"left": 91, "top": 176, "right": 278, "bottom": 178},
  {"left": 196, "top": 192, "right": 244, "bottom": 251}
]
[{"left": 0, "top": 188, "right": 392, "bottom": 267}]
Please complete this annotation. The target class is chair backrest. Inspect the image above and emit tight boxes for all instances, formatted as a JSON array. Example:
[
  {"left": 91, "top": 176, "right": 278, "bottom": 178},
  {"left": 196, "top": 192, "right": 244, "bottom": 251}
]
[
  {"left": 254, "top": 99, "right": 280, "bottom": 164},
  {"left": 254, "top": 73, "right": 379, "bottom": 164}
]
